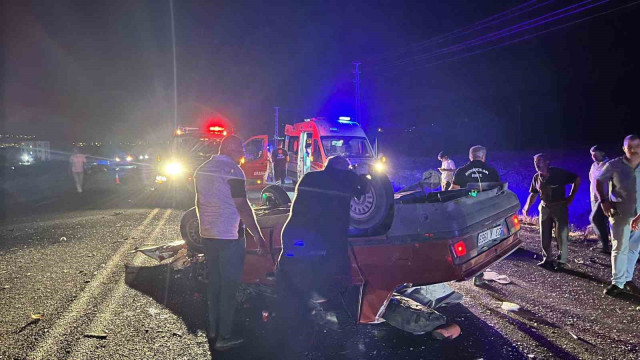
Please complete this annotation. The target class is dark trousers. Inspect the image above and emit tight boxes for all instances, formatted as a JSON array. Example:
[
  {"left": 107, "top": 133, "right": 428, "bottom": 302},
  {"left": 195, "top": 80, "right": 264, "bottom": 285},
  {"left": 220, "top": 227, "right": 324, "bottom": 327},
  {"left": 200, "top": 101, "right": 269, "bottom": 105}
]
[
  {"left": 275, "top": 258, "right": 343, "bottom": 353},
  {"left": 590, "top": 200, "right": 610, "bottom": 250},
  {"left": 539, "top": 202, "right": 569, "bottom": 263},
  {"left": 203, "top": 238, "right": 246, "bottom": 338},
  {"left": 274, "top": 168, "right": 286, "bottom": 185}
]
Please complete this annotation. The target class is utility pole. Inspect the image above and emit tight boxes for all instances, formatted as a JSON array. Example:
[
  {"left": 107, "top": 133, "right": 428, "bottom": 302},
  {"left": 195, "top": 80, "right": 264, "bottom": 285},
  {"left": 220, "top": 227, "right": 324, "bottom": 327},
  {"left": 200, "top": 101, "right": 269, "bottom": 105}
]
[
  {"left": 353, "top": 62, "right": 361, "bottom": 123},
  {"left": 170, "top": 0, "right": 178, "bottom": 129},
  {"left": 274, "top": 106, "right": 280, "bottom": 139}
]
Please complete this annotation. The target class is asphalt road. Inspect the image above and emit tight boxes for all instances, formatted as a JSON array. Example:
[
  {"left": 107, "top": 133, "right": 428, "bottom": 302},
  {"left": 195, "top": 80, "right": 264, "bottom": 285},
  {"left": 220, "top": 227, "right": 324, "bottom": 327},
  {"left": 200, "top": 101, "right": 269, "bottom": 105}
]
[{"left": 1, "top": 165, "right": 639, "bottom": 359}]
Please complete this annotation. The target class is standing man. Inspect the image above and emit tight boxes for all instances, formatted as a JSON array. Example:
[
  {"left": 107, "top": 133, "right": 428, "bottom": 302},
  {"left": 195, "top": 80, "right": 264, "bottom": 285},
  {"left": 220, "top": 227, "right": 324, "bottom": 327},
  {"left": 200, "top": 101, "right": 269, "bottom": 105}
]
[
  {"left": 588, "top": 145, "right": 611, "bottom": 253},
  {"left": 437, "top": 152, "right": 456, "bottom": 191},
  {"left": 523, "top": 154, "right": 580, "bottom": 270},
  {"left": 194, "top": 135, "right": 268, "bottom": 350},
  {"left": 595, "top": 134, "right": 640, "bottom": 296},
  {"left": 69, "top": 147, "right": 87, "bottom": 193},
  {"left": 450, "top": 145, "right": 500, "bottom": 190},
  {"left": 450, "top": 145, "right": 500, "bottom": 285},
  {"left": 272, "top": 146, "right": 289, "bottom": 185},
  {"left": 276, "top": 156, "right": 365, "bottom": 350}
]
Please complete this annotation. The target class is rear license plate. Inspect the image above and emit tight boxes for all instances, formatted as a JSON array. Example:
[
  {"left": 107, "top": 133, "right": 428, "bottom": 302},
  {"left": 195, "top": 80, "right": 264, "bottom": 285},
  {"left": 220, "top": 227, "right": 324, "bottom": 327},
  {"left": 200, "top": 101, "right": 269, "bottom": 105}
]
[{"left": 478, "top": 226, "right": 503, "bottom": 247}]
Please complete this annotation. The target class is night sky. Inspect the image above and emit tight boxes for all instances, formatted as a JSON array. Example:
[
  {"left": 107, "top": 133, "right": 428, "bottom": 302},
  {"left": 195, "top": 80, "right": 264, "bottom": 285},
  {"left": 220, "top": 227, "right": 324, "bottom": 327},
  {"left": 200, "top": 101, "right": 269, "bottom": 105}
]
[{"left": 3, "top": 0, "right": 639, "bottom": 153}]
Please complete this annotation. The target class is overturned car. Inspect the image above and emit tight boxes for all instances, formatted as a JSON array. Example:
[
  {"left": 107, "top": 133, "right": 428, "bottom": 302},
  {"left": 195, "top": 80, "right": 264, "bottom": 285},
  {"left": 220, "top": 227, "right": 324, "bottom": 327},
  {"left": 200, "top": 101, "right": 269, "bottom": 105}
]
[{"left": 179, "top": 170, "right": 522, "bottom": 326}]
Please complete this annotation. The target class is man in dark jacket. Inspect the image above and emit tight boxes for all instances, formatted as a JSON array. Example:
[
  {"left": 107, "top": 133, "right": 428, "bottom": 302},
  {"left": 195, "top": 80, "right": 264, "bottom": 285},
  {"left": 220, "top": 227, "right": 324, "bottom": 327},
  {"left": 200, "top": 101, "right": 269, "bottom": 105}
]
[
  {"left": 276, "top": 156, "right": 365, "bottom": 351},
  {"left": 450, "top": 145, "right": 500, "bottom": 190}
]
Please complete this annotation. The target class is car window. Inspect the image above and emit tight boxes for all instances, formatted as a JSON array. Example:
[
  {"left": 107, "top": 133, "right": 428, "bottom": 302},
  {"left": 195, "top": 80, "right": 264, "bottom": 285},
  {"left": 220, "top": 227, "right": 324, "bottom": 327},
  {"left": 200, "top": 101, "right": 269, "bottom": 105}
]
[{"left": 244, "top": 138, "right": 265, "bottom": 161}]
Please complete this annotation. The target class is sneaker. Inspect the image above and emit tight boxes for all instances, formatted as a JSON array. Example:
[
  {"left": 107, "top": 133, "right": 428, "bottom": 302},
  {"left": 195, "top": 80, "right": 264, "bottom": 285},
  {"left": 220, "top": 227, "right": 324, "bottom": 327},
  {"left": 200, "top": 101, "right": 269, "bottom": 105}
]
[
  {"left": 555, "top": 262, "right": 567, "bottom": 271},
  {"left": 604, "top": 284, "right": 624, "bottom": 297},
  {"left": 213, "top": 336, "right": 244, "bottom": 351},
  {"left": 537, "top": 261, "right": 555, "bottom": 270},
  {"left": 624, "top": 282, "right": 640, "bottom": 296}
]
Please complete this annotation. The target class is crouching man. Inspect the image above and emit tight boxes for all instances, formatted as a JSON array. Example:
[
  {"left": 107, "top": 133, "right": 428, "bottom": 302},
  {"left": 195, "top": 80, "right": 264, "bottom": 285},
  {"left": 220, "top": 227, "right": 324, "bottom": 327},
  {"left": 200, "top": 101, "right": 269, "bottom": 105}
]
[
  {"left": 276, "top": 156, "right": 365, "bottom": 352},
  {"left": 194, "top": 135, "right": 268, "bottom": 350}
]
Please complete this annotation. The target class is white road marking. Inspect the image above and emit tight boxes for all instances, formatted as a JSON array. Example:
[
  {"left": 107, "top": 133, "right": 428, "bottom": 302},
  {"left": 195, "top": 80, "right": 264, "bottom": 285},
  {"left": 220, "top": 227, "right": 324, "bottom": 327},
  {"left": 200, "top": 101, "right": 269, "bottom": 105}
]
[
  {"left": 66, "top": 209, "right": 174, "bottom": 359},
  {"left": 28, "top": 208, "right": 162, "bottom": 360}
]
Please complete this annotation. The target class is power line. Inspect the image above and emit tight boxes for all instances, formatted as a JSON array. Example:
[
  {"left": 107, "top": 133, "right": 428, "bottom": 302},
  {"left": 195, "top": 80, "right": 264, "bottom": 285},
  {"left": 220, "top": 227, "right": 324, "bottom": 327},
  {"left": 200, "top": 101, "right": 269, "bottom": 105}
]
[
  {"left": 366, "top": 0, "right": 547, "bottom": 65},
  {"left": 372, "top": 0, "right": 607, "bottom": 71},
  {"left": 372, "top": 0, "right": 640, "bottom": 77}
]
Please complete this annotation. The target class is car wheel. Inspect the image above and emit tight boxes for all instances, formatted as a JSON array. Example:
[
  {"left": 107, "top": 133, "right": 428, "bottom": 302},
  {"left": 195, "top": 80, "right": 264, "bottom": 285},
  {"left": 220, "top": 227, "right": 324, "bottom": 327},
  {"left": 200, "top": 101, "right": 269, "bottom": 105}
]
[
  {"left": 349, "top": 172, "right": 394, "bottom": 237},
  {"left": 180, "top": 207, "right": 205, "bottom": 253},
  {"left": 261, "top": 185, "right": 291, "bottom": 207}
]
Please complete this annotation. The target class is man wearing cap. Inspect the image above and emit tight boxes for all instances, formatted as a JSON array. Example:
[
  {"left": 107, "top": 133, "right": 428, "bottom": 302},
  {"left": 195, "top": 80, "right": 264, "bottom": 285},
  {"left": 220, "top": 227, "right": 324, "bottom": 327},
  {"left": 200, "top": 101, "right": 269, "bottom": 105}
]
[
  {"left": 523, "top": 153, "right": 580, "bottom": 270},
  {"left": 589, "top": 145, "right": 611, "bottom": 253},
  {"left": 438, "top": 152, "right": 456, "bottom": 191},
  {"left": 194, "top": 135, "right": 268, "bottom": 350},
  {"left": 595, "top": 134, "right": 640, "bottom": 296}
]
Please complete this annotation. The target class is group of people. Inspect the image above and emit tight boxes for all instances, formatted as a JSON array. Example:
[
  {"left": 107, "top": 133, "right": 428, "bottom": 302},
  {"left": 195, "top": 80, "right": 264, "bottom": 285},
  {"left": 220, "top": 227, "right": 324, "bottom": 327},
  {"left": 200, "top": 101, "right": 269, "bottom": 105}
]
[
  {"left": 195, "top": 133, "right": 639, "bottom": 351},
  {"left": 438, "top": 134, "right": 640, "bottom": 297},
  {"left": 193, "top": 135, "right": 363, "bottom": 351}
]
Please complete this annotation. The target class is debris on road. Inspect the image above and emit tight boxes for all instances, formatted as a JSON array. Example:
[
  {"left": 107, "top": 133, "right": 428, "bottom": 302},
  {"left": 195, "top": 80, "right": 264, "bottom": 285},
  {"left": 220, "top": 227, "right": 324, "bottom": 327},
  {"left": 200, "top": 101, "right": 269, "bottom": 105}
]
[
  {"left": 501, "top": 302, "right": 521, "bottom": 312},
  {"left": 396, "top": 283, "right": 464, "bottom": 308},
  {"left": 112, "top": 211, "right": 124, "bottom": 216},
  {"left": 83, "top": 332, "right": 108, "bottom": 339},
  {"left": 137, "top": 240, "right": 186, "bottom": 262},
  {"left": 17, "top": 314, "right": 43, "bottom": 333},
  {"left": 431, "top": 323, "right": 461, "bottom": 340},
  {"left": 382, "top": 294, "right": 447, "bottom": 335},
  {"left": 60, "top": 236, "right": 67, "bottom": 241},
  {"left": 482, "top": 271, "right": 511, "bottom": 284}
]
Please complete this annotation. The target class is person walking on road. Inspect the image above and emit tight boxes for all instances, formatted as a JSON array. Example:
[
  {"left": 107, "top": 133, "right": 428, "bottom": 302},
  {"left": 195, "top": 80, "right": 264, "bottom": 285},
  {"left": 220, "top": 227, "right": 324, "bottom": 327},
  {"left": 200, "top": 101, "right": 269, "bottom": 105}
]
[
  {"left": 595, "top": 134, "right": 640, "bottom": 297},
  {"left": 194, "top": 135, "right": 269, "bottom": 350},
  {"left": 437, "top": 152, "right": 456, "bottom": 191},
  {"left": 69, "top": 147, "right": 87, "bottom": 193},
  {"left": 450, "top": 145, "right": 500, "bottom": 190},
  {"left": 523, "top": 153, "right": 580, "bottom": 271},
  {"left": 588, "top": 145, "right": 611, "bottom": 253},
  {"left": 276, "top": 156, "right": 365, "bottom": 353}
]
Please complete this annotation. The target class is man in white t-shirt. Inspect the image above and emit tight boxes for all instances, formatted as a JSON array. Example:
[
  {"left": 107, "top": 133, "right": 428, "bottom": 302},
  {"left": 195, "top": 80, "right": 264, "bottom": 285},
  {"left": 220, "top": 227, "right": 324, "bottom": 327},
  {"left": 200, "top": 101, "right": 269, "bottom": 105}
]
[
  {"left": 194, "top": 135, "right": 268, "bottom": 350},
  {"left": 69, "top": 147, "right": 87, "bottom": 193},
  {"left": 438, "top": 152, "right": 456, "bottom": 191}
]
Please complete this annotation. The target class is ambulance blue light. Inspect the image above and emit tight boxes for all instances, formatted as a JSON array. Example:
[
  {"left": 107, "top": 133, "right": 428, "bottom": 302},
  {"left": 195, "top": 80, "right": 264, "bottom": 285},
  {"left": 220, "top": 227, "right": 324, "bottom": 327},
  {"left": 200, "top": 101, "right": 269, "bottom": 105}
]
[
  {"left": 338, "top": 116, "right": 351, "bottom": 120},
  {"left": 294, "top": 241, "right": 305, "bottom": 247}
]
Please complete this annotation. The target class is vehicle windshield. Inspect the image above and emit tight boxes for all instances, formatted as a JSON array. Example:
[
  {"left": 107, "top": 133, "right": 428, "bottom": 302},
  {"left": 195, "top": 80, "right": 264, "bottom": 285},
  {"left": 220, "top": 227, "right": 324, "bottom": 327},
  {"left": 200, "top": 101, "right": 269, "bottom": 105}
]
[
  {"left": 172, "top": 136, "right": 220, "bottom": 159},
  {"left": 321, "top": 136, "right": 373, "bottom": 158}
]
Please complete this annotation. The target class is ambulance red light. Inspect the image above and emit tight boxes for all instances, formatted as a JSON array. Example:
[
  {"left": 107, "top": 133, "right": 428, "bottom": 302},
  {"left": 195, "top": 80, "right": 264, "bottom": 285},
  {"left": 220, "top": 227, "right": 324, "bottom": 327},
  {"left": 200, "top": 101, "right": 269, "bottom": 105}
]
[
  {"left": 209, "top": 126, "right": 225, "bottom": 131},
  {"left": 453, "top": 241, "right": 467, "bottom": 257}
]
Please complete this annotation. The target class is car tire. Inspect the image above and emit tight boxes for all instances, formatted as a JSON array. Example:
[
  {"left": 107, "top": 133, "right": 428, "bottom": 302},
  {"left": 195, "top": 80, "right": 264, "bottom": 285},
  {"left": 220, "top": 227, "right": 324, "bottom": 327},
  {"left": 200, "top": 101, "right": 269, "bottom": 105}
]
[
  {"left": 180, "top": 207, "right": 205, "bottom": 253},
  {"left": 261, "top": 185, "right": 291, "bottom": 207},
  {"left": 348, "top": 172, "right": 394, "bottom": 237}
]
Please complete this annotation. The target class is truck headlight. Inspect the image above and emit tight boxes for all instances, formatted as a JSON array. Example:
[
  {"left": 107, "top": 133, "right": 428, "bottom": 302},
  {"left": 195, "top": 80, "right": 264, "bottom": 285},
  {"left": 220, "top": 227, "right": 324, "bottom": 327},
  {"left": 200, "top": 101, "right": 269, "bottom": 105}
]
[
  {"left": 373, "top": 161, "right": 386, "bottom": 172},
  {"left": 165, "top": 162, "right": 183, "bottom": 175}
]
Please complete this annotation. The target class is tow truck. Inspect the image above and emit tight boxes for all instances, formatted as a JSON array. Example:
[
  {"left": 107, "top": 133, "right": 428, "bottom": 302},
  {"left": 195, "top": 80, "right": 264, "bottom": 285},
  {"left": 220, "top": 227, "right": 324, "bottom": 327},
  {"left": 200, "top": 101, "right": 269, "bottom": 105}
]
[{"left": 180, "top": 116, "right": 523, "bottom": 326}]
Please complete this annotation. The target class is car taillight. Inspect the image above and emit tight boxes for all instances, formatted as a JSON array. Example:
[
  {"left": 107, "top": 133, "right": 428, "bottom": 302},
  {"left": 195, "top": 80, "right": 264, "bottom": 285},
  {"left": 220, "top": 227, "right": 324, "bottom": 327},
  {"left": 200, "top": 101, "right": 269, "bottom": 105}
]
[
  {"left": 453, "top": 241, "right": 467, "bottom": 257},
  {"left": 506, "top": 214, "right": 520, "bottom": 233}
]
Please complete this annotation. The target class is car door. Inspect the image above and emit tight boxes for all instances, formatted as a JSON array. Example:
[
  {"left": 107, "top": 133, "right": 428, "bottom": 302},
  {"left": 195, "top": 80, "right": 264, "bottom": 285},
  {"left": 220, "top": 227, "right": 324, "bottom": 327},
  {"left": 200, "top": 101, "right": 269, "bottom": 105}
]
[{"left": 241, "top": 135, "right": 268, "bottom": 182}]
